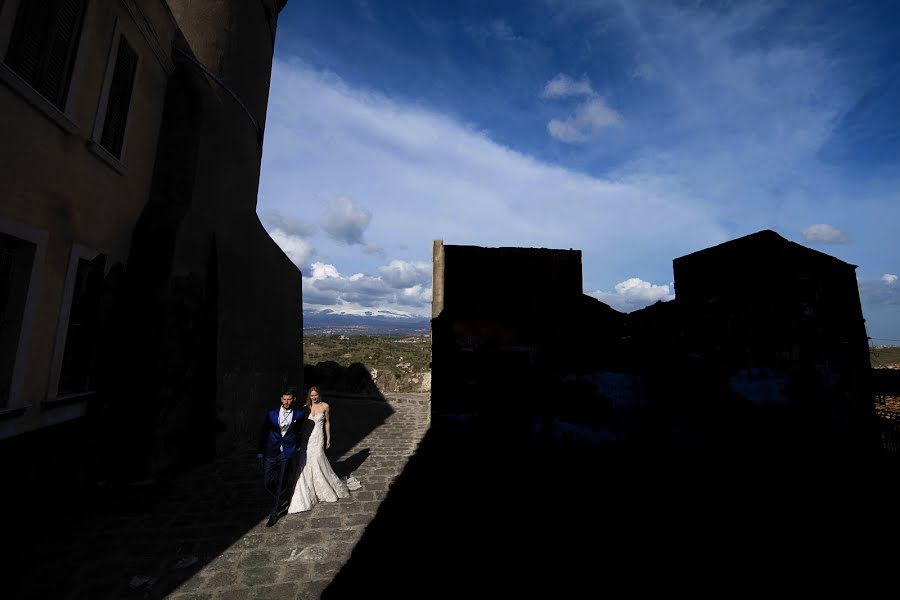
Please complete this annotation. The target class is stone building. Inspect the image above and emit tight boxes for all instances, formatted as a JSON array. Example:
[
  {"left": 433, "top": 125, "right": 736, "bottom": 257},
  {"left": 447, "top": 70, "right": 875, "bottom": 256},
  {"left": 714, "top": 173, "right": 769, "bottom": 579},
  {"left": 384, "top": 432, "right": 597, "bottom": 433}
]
[
  {"left": 667, "top": 229, "right": 872, "bottom": 454},
  {"left": 430, "top": 240, "right": 623, "bottom": 433},
  {"left": 431, "top": 231, "right": 874, "bottom": 456},
  {"left": 0, "top": 0, "right": 300, "bottom": 503}
]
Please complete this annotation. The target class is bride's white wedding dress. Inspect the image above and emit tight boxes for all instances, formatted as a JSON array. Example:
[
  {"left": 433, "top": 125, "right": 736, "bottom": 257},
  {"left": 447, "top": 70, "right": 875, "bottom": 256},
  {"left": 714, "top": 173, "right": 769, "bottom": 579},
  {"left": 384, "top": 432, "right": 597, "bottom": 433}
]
[{"left": 288, "top": 413, "right": 361, "bottom": 514}]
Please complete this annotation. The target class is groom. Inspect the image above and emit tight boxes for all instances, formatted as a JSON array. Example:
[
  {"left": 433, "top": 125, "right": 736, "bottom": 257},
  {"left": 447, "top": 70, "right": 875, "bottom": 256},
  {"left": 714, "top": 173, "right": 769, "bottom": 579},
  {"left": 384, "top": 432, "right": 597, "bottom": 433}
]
[{"left": 257, "top": 386, "right": 312, "bottom": 527}]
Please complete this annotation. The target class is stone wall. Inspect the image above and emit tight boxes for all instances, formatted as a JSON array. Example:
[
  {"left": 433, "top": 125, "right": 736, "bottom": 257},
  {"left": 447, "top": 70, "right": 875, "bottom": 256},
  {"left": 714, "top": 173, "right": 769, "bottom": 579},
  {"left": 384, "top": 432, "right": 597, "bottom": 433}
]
[
  {"left": 371, "top": 369, "right": 431, "bottom": 394},
  {"left": 304, "top": 361, "right": 431, "bottom": 396}
]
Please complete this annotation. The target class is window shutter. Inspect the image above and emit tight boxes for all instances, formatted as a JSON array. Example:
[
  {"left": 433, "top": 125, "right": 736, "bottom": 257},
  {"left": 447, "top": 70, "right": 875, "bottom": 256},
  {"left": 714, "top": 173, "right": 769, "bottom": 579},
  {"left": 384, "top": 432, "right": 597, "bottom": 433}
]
[
  {"left": 4, "top": 0, "right": 85, "bottom": 110},
  {"left": 39, "top": 0, "right": 85, "bottom": 107},
  {"left": 100, "top": 36, "right": 137, "bottom": 158},
  {"left": 4, "top": 0, "right": 53, "bottom": 87}
]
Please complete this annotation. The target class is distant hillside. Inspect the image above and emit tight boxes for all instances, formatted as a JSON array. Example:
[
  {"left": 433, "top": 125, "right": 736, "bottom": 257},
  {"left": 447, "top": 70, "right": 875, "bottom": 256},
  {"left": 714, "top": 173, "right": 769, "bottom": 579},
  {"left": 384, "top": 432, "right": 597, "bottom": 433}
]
[
  {"left": 871, "top": 346, "right": 900, "bottom": 368},
  {"left": 304, "top": 335, "right": 431, "bottom": 375},
  {"left": 304, "top": 334, "right": 432, "bottom": 394},
  {"left": 303, "top": 309, "right": 431, "bottom": 336}
]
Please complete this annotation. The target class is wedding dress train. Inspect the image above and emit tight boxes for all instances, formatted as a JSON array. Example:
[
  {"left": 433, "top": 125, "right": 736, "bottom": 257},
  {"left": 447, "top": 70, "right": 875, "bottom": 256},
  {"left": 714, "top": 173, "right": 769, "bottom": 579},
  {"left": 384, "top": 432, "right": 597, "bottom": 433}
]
[{"left": 288, "top": 413, "right": 361, "bottom": 514}]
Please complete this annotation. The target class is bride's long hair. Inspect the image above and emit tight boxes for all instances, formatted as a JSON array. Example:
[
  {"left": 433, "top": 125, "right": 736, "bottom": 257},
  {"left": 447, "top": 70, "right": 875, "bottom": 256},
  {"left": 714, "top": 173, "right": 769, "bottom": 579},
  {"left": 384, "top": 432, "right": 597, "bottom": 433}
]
[{"left": 305, "top": 386, "right": 322, "bottom": 412}]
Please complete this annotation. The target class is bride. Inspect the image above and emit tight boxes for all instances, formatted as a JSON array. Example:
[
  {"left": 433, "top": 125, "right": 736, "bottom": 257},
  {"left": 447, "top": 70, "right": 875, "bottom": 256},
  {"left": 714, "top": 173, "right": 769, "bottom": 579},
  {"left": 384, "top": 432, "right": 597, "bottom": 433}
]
[{"left": 288, "top": 386, "right": 361, "bottom": 514}]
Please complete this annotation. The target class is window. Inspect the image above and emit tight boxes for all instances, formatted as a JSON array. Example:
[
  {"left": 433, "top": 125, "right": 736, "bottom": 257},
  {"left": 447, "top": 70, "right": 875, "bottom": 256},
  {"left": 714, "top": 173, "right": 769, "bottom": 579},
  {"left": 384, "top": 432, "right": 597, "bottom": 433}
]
[
  {"left": 3, "top": 0, "right": 86, "bottom": 110},
  {"left": 0, "top": 232, "right": 37, "bottom": 408},
  {"left": 98, "top": 34, "right": 136, "bottom": 158},
  {"left": 56, "top": 253, "right": 104, "bottom": 396}
]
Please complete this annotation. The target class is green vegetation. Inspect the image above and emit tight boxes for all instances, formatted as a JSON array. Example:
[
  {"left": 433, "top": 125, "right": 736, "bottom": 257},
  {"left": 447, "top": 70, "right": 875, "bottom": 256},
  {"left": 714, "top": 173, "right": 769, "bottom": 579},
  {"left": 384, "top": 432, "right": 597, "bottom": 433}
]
[
  {"left": 304, "top": 336, "right": 898, "bottom": 374},
  {"left": 871, "top": 346, "right": 900, "bottom": 368},
  {"left": 304, "top": 334, "right": 432, "bottom": 377}
]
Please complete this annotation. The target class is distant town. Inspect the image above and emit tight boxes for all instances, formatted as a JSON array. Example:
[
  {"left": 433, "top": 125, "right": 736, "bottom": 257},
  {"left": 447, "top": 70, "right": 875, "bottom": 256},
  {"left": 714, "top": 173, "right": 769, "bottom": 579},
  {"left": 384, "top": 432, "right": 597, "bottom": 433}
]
[{"left": 303, "top": 310, "right": 431, "bottom": 336}]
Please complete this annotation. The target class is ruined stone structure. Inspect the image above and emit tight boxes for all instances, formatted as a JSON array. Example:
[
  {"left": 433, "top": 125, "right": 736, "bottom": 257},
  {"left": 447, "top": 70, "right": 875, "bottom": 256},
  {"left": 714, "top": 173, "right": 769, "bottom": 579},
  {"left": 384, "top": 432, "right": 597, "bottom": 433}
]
[
  {"left": 431, "top": 240, "right": 623, "bottom": 437},
  {"left": 0, "top": 0, "right": 299, "bottom": 505},
  {"left": 432, "top": 231, "right": 874, "bottom": 457}
]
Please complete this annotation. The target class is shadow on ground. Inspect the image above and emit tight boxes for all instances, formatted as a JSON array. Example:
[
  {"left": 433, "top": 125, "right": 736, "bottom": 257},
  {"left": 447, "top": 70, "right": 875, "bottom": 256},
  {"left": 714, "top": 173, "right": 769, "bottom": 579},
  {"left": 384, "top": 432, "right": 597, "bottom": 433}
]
[
  {"left": 4, "top": 391, "right": 391, "bottom": 599},
  {"left": 323, "top": 393, "right": 390, "bottom": 460},
  {"left": 326, "top": 417, "right": 900, "bottom": 596}
]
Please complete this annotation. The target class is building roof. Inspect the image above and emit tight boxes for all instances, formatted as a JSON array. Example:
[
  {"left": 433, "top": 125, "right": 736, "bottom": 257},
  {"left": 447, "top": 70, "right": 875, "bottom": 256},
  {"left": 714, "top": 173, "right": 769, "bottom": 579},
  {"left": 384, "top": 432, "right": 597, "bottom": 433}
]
[{"left": 674, "top": 229, "right": 858, "bottom": 269}]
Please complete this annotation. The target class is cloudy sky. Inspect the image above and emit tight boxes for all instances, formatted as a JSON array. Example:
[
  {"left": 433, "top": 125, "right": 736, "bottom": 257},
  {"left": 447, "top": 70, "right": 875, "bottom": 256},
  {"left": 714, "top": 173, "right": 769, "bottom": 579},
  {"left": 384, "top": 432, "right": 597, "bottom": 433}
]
[{"left": 258, "top": 0, "right": 900, "bottom": 341}]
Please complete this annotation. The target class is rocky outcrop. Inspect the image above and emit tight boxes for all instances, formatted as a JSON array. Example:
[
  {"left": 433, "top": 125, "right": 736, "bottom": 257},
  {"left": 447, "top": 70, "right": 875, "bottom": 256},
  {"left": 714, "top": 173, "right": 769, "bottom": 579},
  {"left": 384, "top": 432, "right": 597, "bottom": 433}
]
[{"left": 371, "top": 369, "right": 431, "bottom": 394}]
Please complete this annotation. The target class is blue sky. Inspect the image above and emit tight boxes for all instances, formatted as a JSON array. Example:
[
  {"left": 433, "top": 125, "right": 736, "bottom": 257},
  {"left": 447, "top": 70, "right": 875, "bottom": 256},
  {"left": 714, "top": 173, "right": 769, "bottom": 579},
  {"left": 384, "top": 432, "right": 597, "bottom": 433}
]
[{"left": 258, "top": 0, "right": 900, "bottom": 342}]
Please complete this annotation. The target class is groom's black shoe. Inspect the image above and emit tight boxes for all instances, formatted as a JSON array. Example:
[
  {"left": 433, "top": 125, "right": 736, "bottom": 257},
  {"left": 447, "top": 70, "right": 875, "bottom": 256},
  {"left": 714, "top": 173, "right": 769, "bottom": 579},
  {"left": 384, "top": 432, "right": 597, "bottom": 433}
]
[{"left": 266, "top": 514, "right": 278, "bottom": 527}]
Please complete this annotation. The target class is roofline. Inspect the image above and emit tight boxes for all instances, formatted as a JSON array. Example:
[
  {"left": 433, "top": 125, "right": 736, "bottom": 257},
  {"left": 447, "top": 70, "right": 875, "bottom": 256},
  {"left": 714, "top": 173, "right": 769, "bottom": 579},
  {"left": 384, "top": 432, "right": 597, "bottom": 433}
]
[
  {"left": 436, "top": 242, "right": 580, "bottom": 253},
  {"left": 674, "top": 229, "right": 858, "bottom": 269}
]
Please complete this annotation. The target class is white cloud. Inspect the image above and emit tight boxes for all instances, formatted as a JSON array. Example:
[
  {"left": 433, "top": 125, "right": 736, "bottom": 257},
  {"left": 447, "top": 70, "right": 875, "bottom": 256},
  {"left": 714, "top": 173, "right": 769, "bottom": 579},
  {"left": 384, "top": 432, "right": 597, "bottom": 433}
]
[
  {"left": 320, "top": 196, "right": 372, "bottom": 245},
  {"left": 542, "top": 74, "right": 595, "bottom": 98},
  {"left": 269, "top": 228, "right": 316, "bottom": 271},
  {"left": 542, "top": 74, "right": 621, "bottom": 143},
  {"left": 302, "top": 260, "right": 432, "bottom": 316},
  {"left": 363, "top": 243, "right": 386, "bottom": 257},
  {"left": 309, "top": 262, "right": 341, "bottom": 280},
  {"left": 548, "top": 98, "right": 623, "bottom": 143},
  {"left": 490, "top": 19, "right": 518, "bottom": 41},
  {"left": 400, "top": 284, "right": 432, "bottom": 305},
  {"left": 547, "top": 119, "right": 588, "bottom": 143},
  {"left": 259, "top": 59, "right": 729, "bottom": 314},
  {"left": 859, "top": 277, "right": 900, "bottom": 306},
  {"left": 377, "top": 260, "right": 431, "bottom": 289},
  {"left": 801, "top": 224, "right": 849, "bottom": 244},
  {"left": 587, "top": 278, "right": 675, "bottom": 312},
  {"left": 262, "top": 210, "right": 316, "bottom": 238}
]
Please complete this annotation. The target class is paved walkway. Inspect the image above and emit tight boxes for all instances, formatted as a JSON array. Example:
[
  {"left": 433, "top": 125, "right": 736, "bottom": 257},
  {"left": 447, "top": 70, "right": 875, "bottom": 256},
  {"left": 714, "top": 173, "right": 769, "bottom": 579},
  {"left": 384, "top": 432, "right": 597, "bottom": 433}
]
[
  {"left": 10, "top": 394, "right": 429, "bottom": 600},
  {"left": 169, "top": 395, "right": 430, "bottom": 600}
]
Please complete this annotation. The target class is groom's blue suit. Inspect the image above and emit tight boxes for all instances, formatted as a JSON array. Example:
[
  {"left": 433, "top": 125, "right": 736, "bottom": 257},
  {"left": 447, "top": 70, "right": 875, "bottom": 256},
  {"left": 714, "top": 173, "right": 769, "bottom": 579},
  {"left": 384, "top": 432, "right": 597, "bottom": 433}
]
[
  {"left": 258, "top": 406, "right": 311, "bottom": 459},
  {"left": 257, "top": 405, "right": 313, "bottom": 519}
]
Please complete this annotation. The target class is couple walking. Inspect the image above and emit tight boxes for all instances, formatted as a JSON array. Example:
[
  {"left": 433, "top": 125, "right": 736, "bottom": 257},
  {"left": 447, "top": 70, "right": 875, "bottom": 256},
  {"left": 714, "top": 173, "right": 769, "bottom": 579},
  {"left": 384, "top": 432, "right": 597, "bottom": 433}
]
[{"left": 257, "top": 386, "right": 360, "bottom": 527}]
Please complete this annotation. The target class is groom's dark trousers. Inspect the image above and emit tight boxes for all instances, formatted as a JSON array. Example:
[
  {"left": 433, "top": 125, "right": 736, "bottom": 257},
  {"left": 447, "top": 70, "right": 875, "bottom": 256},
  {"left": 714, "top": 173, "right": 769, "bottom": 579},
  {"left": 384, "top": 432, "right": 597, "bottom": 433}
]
[
  {"left": 258, "top": 406, "right": 312, "bottom": 518},
  {"left": 264, "top": 452, "right": 299, "bottom": 517}
]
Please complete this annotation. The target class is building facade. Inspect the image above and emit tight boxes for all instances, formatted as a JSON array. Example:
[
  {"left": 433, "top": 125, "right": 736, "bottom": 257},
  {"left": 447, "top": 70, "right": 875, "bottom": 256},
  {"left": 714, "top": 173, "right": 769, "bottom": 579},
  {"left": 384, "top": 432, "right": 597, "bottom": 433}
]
[{"left": 0, "top": 0, "right": 300, "bottom": 502}]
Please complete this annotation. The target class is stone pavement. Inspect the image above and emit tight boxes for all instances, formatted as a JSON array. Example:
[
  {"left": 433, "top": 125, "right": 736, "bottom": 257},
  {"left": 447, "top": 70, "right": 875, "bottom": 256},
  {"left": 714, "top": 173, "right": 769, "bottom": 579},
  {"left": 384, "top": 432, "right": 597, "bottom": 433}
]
[{"left": 8, "top": 394, "right": 429, "bottom": 600}]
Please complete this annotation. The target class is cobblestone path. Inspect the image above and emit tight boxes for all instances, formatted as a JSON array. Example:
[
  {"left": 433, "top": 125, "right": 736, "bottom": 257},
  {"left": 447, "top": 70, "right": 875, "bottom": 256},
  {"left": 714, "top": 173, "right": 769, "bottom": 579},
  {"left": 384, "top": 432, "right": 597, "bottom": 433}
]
[{"left": 9, "top": 395, "right": 429, "bottom": 600}]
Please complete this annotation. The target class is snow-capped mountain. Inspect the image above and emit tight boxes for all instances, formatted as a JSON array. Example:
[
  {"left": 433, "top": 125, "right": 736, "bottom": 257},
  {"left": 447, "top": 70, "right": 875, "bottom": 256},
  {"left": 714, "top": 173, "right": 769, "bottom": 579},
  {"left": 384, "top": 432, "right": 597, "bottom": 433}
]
[{"left": 303, "top": 308, "right": 431, "bottom": 335}]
